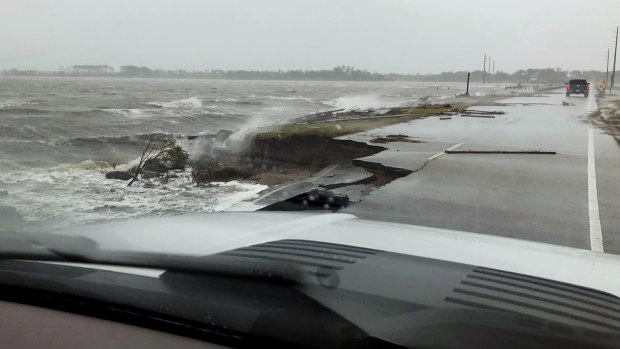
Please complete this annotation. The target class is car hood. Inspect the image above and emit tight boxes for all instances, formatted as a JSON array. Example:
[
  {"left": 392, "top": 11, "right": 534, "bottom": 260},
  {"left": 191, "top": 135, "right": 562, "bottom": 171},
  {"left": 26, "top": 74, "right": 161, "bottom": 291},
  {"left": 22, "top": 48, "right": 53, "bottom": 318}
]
[{"left": 54, "top": 211, "right": 620, "bottom": 297}]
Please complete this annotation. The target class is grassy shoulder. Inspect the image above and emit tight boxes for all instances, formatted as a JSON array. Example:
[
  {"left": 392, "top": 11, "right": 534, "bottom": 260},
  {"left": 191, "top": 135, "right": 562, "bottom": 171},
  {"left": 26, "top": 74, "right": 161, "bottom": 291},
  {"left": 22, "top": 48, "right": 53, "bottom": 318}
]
[{"left": 254, "top": 105, "right": 456, "bottom": 141}]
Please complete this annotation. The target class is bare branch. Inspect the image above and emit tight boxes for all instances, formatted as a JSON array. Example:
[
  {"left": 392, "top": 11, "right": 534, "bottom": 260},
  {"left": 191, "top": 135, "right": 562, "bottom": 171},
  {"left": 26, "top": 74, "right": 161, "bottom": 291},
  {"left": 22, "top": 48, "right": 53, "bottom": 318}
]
[
  {"left": 127, "top": 135, "right": 186, "bottom": 187},
  {"left": 128, "top": 135, "right": 158, "bottom": 186}
]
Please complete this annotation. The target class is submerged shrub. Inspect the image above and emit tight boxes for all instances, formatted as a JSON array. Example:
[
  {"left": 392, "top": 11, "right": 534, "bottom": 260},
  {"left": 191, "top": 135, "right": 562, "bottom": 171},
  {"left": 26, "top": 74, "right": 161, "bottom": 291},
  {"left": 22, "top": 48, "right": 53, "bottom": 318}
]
[{"left": 162, "top": 140, "right": 189, "bottom": 170}]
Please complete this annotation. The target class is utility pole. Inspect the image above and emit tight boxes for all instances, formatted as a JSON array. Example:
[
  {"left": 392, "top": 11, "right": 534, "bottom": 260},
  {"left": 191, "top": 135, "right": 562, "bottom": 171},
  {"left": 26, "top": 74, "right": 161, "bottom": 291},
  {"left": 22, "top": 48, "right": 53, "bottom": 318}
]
[
  {"left": 466, "top": 72, "right": 470, "bottom": 96},
  {"left": 612, "top": 26, "right": 618, "bottom": 93},
  {"left": 483, "top": 54, "right": 486, "bottom": 84},
  {"left": 488, "top": 56, "right": 491, "bottom": 83},
  {"left": 606, "top": 49, "right": 610, "bottom": 95}
]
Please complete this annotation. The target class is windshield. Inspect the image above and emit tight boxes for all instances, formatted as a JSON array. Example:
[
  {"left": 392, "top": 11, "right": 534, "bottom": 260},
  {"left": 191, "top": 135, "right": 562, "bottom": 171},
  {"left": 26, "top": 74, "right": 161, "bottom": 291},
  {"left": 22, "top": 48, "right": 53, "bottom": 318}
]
[
  {"left": 2, "top": 0, "right": 620, "bottom": 264},
  {"left": 1, "top": 1, "right": 619, "bottom": 254},
  {"left": 1, "top": 1, "right": 620, "bottom": 345}
]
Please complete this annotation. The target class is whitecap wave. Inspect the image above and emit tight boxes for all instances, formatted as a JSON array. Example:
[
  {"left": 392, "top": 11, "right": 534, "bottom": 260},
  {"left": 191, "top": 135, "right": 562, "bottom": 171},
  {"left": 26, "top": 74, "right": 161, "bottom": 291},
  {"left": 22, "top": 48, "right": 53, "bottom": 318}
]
[
  {"left": 257, "top": 95, "right": 311, "bottom": 102},
  {"left": 212, "top": 98, "right": 262, "bottom": 106},
  {"left": 0, "top": 161, "right": 267, "bottom": 229},
  {"left": 102, "top": 108, "right": 152, "bottom": 118},
  {"left": 213, "top": 98, "right": 239, "bottom": 103},
  {"left": 0, "top": 100, "right": 33, "bottom": 108},
  {"left": 148, "top": 96, "right": 203, "bottom": 108}
]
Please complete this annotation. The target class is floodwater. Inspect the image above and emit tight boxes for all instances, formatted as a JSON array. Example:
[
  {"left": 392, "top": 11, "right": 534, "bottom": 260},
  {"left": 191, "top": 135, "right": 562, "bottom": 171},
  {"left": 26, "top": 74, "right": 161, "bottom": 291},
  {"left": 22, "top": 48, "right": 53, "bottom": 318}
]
[{"left": 0, "top": 76, "right": 509, "bottom": 229}]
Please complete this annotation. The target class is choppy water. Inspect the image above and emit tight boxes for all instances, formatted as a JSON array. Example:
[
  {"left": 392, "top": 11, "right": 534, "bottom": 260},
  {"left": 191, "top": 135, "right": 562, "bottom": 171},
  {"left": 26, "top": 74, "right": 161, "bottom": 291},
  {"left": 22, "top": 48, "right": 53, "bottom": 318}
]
[{"left": 0, "top": 76, "right": 508, "bottom": 229}]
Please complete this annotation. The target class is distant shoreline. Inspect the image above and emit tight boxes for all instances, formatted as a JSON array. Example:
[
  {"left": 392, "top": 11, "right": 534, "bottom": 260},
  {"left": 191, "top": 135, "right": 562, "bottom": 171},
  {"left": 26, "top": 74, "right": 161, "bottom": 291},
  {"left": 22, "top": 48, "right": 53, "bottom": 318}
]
[
  {"left": 1, "top": 65, "right": 607, "bottom": 84},
  {"left": 0, "top": 73, "right": 486, "bottom": 83},
  {"left": 0, "top": 74, "right": 572, "bottom": 85}
]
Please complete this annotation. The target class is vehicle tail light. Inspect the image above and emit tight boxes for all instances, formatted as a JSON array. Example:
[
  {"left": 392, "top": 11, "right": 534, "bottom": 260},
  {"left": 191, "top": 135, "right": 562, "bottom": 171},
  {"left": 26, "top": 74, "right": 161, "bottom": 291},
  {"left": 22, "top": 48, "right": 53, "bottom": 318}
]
[
  {"left": 567, "top": 84, "right": 570, "bottom": 90},
  {"left": 587, "top": 84, "right": 589, "bottom": 90}
]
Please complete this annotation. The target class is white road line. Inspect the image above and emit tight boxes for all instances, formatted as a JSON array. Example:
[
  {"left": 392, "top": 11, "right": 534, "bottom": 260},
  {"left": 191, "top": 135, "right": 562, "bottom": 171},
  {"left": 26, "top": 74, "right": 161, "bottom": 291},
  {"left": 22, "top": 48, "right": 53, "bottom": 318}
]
[
  {"left": 587, "top": 127, "right": 604, "bottom": 252},
  {"left": 427, "top": 152, "right": 445, "bottom": 161},
  {"left": 446, "top": 143, "right": 463, "bottom": 151},
  {"left": 427, "top": 142, "right": 463, "bottom": 160}
]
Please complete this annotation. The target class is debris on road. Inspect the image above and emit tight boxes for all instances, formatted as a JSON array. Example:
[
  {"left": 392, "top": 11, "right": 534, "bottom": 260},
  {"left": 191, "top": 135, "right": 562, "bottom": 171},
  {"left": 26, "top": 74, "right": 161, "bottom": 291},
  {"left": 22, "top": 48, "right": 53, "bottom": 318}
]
[
  {"left": 439, "top": 117, "right": 452, "bottom": 120},
  {"left": 459, "top": 109, "right": 505, "bottom": 118},
  {"left": 445, "top": 150, "right": 556, "bottom": 155},
  {"left": 461, "top": 109, "right": 505, "bottom": 115},
  {"left": 460, "top": 114, "right": 496, "bottom": 118},
  {"left": 370, "top": 134, "right": 422, "bottom": 144},
  {"left": 260, "top": 188, "right": 350, "bottom": 212}
]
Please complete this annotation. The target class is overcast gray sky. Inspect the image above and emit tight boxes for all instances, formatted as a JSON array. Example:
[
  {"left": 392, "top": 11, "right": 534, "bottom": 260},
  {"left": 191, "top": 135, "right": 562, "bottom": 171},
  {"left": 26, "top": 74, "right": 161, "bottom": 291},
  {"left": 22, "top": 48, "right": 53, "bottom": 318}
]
[{"left": 1, "top": 0, "right": 618, "bottom": 74}]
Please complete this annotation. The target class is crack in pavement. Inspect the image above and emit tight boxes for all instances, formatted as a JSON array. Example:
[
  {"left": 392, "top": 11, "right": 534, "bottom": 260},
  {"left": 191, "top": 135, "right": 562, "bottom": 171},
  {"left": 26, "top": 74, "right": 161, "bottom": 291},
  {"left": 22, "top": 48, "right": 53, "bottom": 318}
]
[{"left": 354, "top": 142, "right": 464, "bottom": 183}]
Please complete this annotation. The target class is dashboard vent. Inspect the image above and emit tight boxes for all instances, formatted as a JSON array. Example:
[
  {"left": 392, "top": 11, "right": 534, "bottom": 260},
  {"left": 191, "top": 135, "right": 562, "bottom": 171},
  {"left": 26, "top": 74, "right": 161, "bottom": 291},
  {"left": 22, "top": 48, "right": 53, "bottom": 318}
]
[
  {"left": 445, "top": 267, "right": 620, "bottom": 332},
  {"left": 221, "top": 239, "right": 380, "bottom": 272}
]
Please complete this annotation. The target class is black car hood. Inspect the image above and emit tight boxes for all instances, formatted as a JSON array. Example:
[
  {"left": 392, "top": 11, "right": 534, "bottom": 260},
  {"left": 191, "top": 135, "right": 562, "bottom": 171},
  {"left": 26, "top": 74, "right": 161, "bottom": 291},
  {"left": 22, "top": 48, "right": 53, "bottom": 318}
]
[{"left": 1, "top": 237, "right": 619, "bottom": 348}]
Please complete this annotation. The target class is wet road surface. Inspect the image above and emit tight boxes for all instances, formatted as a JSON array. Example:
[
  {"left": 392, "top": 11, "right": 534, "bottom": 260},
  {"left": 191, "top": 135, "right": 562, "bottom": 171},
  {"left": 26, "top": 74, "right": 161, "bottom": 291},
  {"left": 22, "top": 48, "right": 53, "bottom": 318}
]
[{"left": 341, "top": 91, "right": 620, "bottom": 254}]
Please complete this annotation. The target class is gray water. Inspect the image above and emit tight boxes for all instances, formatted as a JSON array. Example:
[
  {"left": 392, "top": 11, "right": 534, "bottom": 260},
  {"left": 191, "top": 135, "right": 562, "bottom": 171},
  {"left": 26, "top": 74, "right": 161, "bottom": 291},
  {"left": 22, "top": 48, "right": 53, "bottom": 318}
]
[{"left": 0, "top": 76, "right": 507, "bottom": 229}]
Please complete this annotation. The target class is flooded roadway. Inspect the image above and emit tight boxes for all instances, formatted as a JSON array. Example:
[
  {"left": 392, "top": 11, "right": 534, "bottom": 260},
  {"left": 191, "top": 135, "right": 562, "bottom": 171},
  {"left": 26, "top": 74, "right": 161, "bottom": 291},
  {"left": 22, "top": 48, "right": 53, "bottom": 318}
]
[{"left": 341, "top": 90, "right": 620, "bottom": 255}]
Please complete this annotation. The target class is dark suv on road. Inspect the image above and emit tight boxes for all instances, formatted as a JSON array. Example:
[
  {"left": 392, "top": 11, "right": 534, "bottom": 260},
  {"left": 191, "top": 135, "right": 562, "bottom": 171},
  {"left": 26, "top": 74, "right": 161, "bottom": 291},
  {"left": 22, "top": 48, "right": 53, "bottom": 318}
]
[{"left": 566, "top": 79, "right": 590, "bottom": 97}]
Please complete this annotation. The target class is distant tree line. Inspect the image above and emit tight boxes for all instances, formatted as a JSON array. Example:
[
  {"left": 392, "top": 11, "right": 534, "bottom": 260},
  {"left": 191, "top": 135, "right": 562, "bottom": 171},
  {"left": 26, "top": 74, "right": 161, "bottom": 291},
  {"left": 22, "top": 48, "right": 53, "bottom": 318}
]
[
  {"left": 1, "top": 65, "right": 613, "bottom": 83},
  {"left": 391, "top": 68, "right": 609, "bottom": 84},
  {"left": 70, "top": 65, "right": 114, "bottom": 74}
]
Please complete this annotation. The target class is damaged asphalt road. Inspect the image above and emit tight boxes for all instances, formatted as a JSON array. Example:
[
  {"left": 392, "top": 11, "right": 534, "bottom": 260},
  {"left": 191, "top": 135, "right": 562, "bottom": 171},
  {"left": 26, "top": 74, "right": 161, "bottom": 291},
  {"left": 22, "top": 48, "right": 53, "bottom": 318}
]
[
  {"left": 340, "top": 91, "right": 620, "bottom": 255},
  {"left": 238, "top": 91, "right": 620, "bottom": 255}
]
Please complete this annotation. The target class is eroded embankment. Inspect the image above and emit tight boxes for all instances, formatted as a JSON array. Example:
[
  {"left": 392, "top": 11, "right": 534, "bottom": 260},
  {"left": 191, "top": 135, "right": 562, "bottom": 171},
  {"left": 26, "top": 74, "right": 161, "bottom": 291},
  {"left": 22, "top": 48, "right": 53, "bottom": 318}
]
[
  {"left": 352, "top": 159, "right": 413, "bottom": 186},
  {"left": 187, "top": 104, "right": 460, "bottom": 210},
  {"left": 246, "top": 134, "right": 385, "bottom": 170},
  {"left": 243, "top": 132, "right": 414, "bottom": 212},
  {"left": 241, "top": 104, "right": 454, "bottom": 185}
]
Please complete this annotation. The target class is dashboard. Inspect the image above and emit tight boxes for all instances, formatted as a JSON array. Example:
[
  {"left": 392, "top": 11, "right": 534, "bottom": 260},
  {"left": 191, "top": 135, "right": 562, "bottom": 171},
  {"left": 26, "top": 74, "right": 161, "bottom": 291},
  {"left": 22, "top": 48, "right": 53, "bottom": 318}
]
[{"left": 0, "top": 300, "right": 229, "bottom": 349}]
